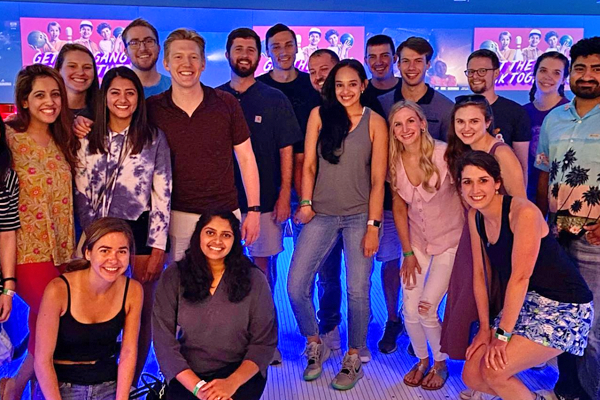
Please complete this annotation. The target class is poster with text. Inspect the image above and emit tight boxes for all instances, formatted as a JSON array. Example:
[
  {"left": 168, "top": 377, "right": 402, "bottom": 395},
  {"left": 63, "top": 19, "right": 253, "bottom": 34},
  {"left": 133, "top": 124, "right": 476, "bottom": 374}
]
[
  {"left": 0, "top": 19, "right": 22, "bottom": 104},
  {"left": 253, "top": 26, "right": 365, "bottom": 75},
  {"left": 473, "top": 27, "right": 584, "bottom": 90},
  {"left": 20, "top": 17, "right": 132, "bottom": 78}
]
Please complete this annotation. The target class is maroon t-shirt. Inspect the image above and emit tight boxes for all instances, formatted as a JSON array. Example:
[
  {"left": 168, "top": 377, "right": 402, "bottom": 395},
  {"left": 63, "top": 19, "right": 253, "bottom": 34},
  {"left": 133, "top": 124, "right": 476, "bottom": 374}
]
[{"left": 147, "top": 85, "right": 250, "bottom": 214}]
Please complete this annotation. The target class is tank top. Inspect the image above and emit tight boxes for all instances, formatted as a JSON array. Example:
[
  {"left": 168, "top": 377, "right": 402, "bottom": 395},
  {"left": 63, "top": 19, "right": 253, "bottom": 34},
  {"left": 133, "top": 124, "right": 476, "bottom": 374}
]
[
  {"left": 313, "top": 107, "right": 372, "bottom": 216},
  {"left": 476, "top": 196, "right": 592, "bottom": 304},
  {"left": 489, "top": 141, "right": 508, "bottom": 195},
  {"left": 53, "top": 275, "right": 130, "bottom": 385}
]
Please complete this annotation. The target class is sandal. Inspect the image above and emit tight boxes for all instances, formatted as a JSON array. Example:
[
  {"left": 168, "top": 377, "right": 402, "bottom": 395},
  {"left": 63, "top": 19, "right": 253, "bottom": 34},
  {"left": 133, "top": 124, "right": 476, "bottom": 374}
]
[
  {"left": 0, "top": 377, "right": 15, "bottom": 400},
  {"left": 403, "top": 361, "right": 430, "bottom": 387},
  {"left": 421, "top": 367, "right": 449, "bottom": 391}
]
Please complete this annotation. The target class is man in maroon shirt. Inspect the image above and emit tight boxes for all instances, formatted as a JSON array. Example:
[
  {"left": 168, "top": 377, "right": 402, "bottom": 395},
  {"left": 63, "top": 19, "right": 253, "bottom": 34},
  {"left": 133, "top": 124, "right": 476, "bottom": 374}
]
[{"left": 147, "top": 28, "right": 260, "bottom": 261}]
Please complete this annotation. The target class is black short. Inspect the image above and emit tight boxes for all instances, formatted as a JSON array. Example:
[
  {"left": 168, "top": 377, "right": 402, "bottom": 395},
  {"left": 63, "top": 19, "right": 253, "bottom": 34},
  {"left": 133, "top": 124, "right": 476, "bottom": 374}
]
[{"left": 125, "top": 211, "right": 170, "bottom": 256}]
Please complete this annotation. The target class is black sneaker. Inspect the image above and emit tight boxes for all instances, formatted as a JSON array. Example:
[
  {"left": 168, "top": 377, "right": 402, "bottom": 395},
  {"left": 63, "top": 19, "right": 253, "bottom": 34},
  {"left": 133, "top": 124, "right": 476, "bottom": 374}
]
[
  {"left": 407, "top": 342, "right": 416, "bottom": 357},
  {"left": 378, "top": 320, "right": 404, "bottom": 354}
]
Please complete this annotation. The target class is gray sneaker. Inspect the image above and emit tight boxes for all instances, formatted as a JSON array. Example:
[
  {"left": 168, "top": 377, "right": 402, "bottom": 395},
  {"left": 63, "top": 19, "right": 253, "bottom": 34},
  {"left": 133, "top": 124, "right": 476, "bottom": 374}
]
[
  {"left": 359, "top": 346, "right": 371, "bottom": 363},
  {"left": 321, "top": 326, "right": 341, "bottom": 350},
  {"left": 331, "top": 352, "right": 364, "bottom": 390},
  {"left": 302, "top": 341, "right": 330, "bottom": 381}
]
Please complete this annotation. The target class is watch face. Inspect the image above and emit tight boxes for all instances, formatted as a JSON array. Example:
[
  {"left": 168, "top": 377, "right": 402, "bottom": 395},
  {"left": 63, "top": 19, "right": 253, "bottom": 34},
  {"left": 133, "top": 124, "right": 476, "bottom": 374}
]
[{"left": 496, "top": 328, "right": 505, "bottom": 335}]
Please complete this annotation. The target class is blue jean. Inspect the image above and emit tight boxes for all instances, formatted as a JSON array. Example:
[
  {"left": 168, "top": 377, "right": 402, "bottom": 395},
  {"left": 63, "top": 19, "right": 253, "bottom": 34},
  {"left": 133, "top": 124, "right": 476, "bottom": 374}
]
[
  {"left": 58, "top": 380, "right": 117, "bottom": 400},
  {"left": 569, "top": 237, "right": 600, "bottom": 400},
  {"left": 288, "top": 213, "right": 373, "bottom": 349}
]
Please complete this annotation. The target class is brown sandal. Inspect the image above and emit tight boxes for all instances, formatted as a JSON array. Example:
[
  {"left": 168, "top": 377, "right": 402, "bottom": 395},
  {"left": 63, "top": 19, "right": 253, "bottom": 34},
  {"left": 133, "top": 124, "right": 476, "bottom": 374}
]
[
  {"left": 421, "top": 367, "right": 449, "bottom": 391},
  {"left": 403, "top": 361, "right": 430, "bottom": 387},
  {"left": 0, "top": 377, "right": 15, "bottom": 400}
]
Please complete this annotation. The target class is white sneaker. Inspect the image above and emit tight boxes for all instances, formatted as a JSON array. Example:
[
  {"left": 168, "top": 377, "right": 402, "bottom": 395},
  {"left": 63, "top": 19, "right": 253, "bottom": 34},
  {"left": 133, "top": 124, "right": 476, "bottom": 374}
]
[
  {"left": 460, "top": 389, "right": 489, "bottom": 400},
  {"left": 302, "top": 341, "right": 330, "bottom": 381},
  {"left": 321, "top": 326, "right": 341, "bottom": 350},
  {"left": 359, "top": 346, "right": 371, "bottom": 363}
]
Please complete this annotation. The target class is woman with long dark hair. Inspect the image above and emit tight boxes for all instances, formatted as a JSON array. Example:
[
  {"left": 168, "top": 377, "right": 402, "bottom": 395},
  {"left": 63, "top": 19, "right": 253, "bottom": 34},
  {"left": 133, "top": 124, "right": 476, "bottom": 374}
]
[
  {"left": 523, "top": 52, "right": 569, "bottom": 201},
  {"left": 74, "top": 66, "right": 171, "bottom": 380},
  {"left": 287, "top": 59, "right": 388, "bottom": 390},
  {"left": 459, "top": 151, "right": 592, "bottom": 400},
  {"left": 35, "top": 217, "right": 143, "bottom": 400},
  {"left": 153, "top": 211, "right": 276, "bottom": 400},
  {"left": 3, "top": 64, "right": 78, "bottom": 400}
]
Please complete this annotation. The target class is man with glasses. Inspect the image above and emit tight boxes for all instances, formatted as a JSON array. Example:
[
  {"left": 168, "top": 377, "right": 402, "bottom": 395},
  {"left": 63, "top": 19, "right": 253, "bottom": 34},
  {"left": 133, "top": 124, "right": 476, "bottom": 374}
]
[
  {"left": 123, "top": 18, "right": 171, "bottom": 98},
  {"left": 535, "top": 36, "right": 600, "bottom": 400},
  {"left": 465, "top": 49, "right": 531, "bottom": 180}
]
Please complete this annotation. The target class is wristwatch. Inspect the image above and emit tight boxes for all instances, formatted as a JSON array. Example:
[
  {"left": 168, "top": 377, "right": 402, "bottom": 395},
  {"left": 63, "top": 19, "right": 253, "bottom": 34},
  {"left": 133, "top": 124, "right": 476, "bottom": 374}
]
[
  {"left": 367, "top": 219, "right": 381, "bottom": 228},
  {"left": 247, "top": 206, "right": 261, "bottom": 212},
  {"left": 495, "top": 327, "right": 512, "bottom": 342}
]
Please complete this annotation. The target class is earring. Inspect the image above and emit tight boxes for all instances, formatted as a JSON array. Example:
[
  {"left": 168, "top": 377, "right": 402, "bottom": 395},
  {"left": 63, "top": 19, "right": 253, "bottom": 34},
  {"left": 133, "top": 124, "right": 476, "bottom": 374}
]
[
  {"left": 421, "top": 128, "right": 425, "bottom": 133},
  {"left": 495, "top": 189, "right": 499, "bottom": 194}
]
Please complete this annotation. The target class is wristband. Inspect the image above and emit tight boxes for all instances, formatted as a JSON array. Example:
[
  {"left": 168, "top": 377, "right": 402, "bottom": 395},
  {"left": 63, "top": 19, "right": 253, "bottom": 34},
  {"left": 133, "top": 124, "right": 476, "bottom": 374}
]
[
  {"left": 494, "top": 327, "right": 512, "bottom": 342},
  {"left": 247, "top": 206, "right": 261, "bottom": 213},
  {"left": 402, "top": 250, "right": 414, "bottom": 257},
  {"left": 1, "top": 277, "right": 17, "bottom": 284},
  {"left": 1, "top": 289, "right": 15, "bottom": 297},
  {"left": 192, "top": 380, "right": 207, "bottom": 397},
  {"left": 299, "top": 199, "right": 312, "bottom": 207}
]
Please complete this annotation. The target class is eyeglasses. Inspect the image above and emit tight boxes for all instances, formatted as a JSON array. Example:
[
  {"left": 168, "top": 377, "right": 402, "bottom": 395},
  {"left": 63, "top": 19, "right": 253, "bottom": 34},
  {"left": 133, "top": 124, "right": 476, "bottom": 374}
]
[
  {"left": 464, "top": 68, "right": 496, "bottom": 77},
  {"left": 455, "top": 94, "right": 488, "bottom": 104},
  {"left": 126, "top": 38, "right": 157, "bottom": 49}
]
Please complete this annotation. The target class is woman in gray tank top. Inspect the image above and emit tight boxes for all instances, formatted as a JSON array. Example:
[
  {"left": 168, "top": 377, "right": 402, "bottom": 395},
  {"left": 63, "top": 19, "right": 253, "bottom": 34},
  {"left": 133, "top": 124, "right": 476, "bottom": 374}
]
[{"left": 287, "top": 60, "right": 388, "bottom": 391}]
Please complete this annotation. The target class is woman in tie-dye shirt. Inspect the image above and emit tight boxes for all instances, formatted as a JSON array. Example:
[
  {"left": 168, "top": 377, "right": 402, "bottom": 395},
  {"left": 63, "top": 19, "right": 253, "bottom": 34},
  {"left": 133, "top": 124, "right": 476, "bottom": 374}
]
[{"left": 74, "top": 66, "right": 171, "bottom": 380}]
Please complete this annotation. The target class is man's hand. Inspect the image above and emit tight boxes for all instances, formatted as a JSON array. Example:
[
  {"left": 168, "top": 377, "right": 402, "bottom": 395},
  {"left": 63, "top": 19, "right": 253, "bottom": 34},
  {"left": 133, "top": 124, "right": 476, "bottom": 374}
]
[
  {"left": 242, "top": 212, "right": 260, "bottom": 246},
  {"left": 584, "top": 222, "right": 600, "bottom": 245},
  {"left": 273, "top": 192, "right": 291, "bottom": 224}
]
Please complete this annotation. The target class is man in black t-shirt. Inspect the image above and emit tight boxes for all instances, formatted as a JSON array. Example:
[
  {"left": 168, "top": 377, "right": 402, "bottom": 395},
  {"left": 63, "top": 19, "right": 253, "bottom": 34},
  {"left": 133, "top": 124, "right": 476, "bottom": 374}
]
[
  {"left": 466, "top": 49, "right": 531, "bottom": 180},
  {"left": 362, "top": 35, "right": 401, "bottom": 108}
]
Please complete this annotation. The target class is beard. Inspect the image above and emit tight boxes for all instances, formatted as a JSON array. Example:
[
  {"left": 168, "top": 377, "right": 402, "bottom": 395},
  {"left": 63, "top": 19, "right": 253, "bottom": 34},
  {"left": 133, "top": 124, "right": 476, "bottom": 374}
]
[
  {"left": 230, "top": 58, "right": 258, "bottom": 78},
  {"left": 571, "top": 80, "right": 600, "bottom": 100},
  {"left": 132, "top": 54, "right": 159, "bottom": 72}
]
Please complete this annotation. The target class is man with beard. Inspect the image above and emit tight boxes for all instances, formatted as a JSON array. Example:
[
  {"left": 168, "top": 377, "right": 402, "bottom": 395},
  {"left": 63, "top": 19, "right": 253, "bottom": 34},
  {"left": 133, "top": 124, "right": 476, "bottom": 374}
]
[
  {"left": 535, "top": 36, "right": 600, "bottom": 400},
  {"left": 308, "top": 48, "right": 338, "bottom": 92},
  {"left": 218, "top": 29, "right": 302, "bottom": 366},
  {"left": 466, "top": 49, "right": 531, "bottom": 179},
  {"left": 257, "top": 24, "right": 321, "bottom": 201},
  {"left": 123, "top": 19, "right": 171, "bottom": 98}
]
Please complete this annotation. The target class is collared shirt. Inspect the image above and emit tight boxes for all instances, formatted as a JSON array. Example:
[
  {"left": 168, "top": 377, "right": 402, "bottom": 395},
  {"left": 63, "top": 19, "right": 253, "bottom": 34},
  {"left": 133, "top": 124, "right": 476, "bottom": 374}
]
[
  {"left": 74, "top": 38, "right": 99, "bottom": 54},
  {"left": 74, "top": 127, "right": 172, "bottom": 251},
  {"left": 144, "top": 74, "right": 171, "bottom": 99},
  {"left": 147, "top": 85, "right": 250, "bottom": 214},
  {"left": 6, "top": 126, "right": 74, "bottom": 265},
  {"left": 393, "top": 141, "right": 464, "bottom": 255},
  {"left": 522, "top": 46, "right": 541, "bottom": 62},
  {"left": 535, "top": 99, "right": 600, "bottom": 234},
  {"left": 218, "top": 81, "right": 302, "bottom": 213}
]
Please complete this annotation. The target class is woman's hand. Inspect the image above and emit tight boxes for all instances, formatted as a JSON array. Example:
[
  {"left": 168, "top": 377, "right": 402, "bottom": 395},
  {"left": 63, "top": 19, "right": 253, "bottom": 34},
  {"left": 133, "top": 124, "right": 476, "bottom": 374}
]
[
  {"left": 485, "top": 334, "right": 509, "bottom": 371},
  {"left": 362, "top": 226, "right": 379, "bottom": 258},
  {"left": 400, "top": 254, "right": 421, "bottom": 288},
  {"left": 465, "top": 327, "right": 491, "bottom": 361},
  {"left": 294, "top": 206, "right": 315, "bottom": 225},
  {"left": 73, "top": 116, "right": 93, "bottom": 138},
  {"left": 199, "top": 377, "right": 239, "bottom": 400},
  {"left": 0, "top": 295, "right": 13, "bottom": 322}
]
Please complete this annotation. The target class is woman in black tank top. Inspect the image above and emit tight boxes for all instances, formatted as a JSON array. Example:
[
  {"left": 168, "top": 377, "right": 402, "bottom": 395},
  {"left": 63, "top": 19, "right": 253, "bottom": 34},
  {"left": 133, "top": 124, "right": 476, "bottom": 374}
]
[
  {"left": 459, "top": 152, "right": 593, "bottom": 400},
  {"left": 34, "top": 218, "right": 143, "bottom": 400}
]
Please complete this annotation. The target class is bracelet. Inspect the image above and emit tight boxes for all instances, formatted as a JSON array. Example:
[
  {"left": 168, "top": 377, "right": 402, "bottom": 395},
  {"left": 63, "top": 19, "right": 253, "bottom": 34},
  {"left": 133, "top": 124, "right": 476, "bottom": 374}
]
[
  {"left": 299, "top": 199, "right": 312, "bottom": 207},
  {"left": 1, "top": 277, "right": 17, "bottom": 284},
  {"left": 247, "top": 206, "right": 261, "bottom": 213},
  {"left": 402, "top": 250, "right": 414, "bottom": 257},
  {"left": 1, "top": 289, "right": 15, "bottom": 297},
  {"left": 192, "top": 380, "right": 207, "bottom": 397}
]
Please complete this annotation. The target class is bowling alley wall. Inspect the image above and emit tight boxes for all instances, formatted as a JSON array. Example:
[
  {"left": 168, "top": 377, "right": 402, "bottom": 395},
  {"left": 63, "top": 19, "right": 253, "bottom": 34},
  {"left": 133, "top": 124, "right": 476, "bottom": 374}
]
[{"left": 1, "top": 0, "right": 600, "bottom": 105}]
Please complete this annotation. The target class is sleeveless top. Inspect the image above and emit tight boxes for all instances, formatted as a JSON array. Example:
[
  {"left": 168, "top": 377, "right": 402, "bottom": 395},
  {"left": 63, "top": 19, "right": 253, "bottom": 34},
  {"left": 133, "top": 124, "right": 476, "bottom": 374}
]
[
  {"left": 489, "top": 141, "right": 509, "bottom": 195},
  {"left": 313, "top": 107, "right": 373, "bottom": 216},
  {"left": 476, "top": 196, "right": 592, "bottom": 304},
  {"left": 53, "top": 275, "right": 130, "bottom": 385}
]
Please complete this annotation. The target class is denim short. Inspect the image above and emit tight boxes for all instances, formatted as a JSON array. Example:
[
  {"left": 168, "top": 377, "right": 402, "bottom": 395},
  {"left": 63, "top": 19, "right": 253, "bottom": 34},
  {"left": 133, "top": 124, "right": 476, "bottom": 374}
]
[
  {"left": 58, "top": 380, "right": 117, "bottom": 400},
  {"left": 493, "top": 291, "right": 594, "bottom": 356}
]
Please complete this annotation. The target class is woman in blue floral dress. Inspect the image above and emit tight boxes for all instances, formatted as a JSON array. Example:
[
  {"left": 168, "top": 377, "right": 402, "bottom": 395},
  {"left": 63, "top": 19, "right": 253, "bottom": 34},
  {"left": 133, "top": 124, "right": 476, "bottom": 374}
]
[
  {"left": 74, "top": 66, "right": 171, "bottom": 380},
  {"left": 459, "top": 151, "right": 593, "bottom": 400}
]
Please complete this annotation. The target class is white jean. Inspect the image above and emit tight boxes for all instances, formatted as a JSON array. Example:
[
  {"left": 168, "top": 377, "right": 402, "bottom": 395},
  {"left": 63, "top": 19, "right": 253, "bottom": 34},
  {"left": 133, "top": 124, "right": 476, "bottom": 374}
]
[{"left": 402, "top": 245, "right": 457, "bottom": 362}]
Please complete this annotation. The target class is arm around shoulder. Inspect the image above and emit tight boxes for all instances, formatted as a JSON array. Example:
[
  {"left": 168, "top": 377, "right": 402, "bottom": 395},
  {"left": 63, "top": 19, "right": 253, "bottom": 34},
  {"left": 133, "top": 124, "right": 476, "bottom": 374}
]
[{"left": 494, "top": 145, "right": 526, "bottom": 198}]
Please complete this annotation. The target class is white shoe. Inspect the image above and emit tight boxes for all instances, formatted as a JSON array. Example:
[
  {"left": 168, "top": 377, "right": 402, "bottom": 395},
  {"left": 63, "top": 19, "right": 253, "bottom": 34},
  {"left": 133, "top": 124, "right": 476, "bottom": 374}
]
[
  {"left": 321, "top": 326, "right": 341, "bottom": 350},
  {"left": 359, "top": 346, "right": 371, "bottom": 363},
  {"left": 460, "top": 389, "right": 489, "bottom": 400}
]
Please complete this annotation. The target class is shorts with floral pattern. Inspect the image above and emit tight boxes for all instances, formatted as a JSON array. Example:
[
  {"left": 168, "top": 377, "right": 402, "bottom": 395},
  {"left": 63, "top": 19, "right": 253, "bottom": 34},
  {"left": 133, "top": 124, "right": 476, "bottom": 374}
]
[{"left": 493, "top": 291, "right": 593, "bottom": 356}]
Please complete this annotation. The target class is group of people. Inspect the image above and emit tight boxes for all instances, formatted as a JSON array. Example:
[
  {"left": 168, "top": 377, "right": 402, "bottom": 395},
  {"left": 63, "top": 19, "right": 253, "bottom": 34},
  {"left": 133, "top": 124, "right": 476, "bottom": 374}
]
[
  {"left": 33, "top": 20, "right": 125, "bottom": 54},
  {"left": 0, "top": 16, "right": 598, "bottom": 400}
]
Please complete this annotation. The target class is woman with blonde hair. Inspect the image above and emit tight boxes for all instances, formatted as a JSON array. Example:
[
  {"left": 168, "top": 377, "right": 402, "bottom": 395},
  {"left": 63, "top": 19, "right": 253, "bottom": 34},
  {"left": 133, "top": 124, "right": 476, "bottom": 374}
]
[{"left": 388, "top": 101, "right": 464, "bottom": 391}]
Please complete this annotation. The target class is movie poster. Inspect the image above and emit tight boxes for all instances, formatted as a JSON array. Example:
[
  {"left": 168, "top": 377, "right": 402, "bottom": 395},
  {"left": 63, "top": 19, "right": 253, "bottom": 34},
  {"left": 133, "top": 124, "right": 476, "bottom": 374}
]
[
  {"left": 373, "top": 28, "right": 472, "bottom": 90},
  {"left": 20, "top": 17, "right": 132, "bottom": 78},
  {"left": 0, "top": 19, "right": 22, "bottom": 104},
  {"left": 253, "top": 26, "right": 365, "bottom": 75},
  {"left": 473, "top": 28, "right": 584, "bottom": 90}
]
